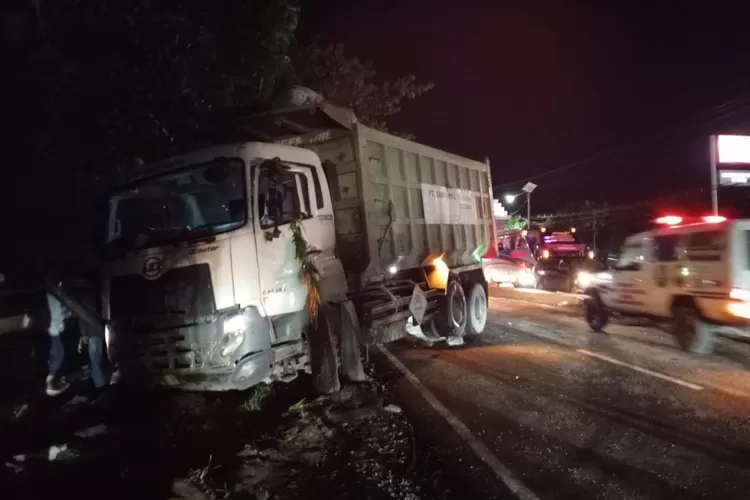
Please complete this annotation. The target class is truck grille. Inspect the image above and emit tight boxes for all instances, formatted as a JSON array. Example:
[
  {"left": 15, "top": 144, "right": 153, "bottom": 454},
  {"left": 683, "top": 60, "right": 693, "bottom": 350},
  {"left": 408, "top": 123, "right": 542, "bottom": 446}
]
[
  {"left": 109, "top": 264, "right": 216, "bottom": 320},
  {"left": 132, "top": 330, "right": 227, "bottom": 371}
]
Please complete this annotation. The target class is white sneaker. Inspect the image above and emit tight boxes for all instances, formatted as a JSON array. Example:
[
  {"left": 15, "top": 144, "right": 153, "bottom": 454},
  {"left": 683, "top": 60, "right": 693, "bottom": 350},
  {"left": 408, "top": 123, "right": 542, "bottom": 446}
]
[
  {"left": 109, "top": 369, "right": 121, "bottom": 386},
  {"left": 45, "top": 375, "right": 70, "bottom": 396}
]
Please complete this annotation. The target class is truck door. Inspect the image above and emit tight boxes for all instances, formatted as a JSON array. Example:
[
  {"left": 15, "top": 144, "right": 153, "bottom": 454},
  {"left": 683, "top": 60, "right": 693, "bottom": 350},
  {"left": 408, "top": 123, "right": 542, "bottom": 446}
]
[
  {"left": 253, "top": 160, "right": 320, "bottom": 343},
  {"left": 606, "top": 238, "right": 649, "bottom": 313},
  {"left": 649, "top": 233, "right": 682, "bottom": 317}
]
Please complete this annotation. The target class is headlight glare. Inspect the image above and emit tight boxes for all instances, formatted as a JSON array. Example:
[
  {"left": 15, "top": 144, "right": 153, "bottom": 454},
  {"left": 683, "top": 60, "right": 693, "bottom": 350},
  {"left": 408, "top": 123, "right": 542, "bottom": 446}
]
[
  {"left": 221, "top": 314, "right": 247, "bottom": 357},
  {"left": 577, "top": 271, "right": 593, "bottom": 289}
]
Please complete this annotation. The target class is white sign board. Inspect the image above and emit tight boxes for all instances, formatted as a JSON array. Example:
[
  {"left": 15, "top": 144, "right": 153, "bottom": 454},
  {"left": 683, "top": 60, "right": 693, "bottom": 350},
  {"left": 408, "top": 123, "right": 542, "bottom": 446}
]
[
  {"left": 421, "top": 184, "right": 477, "bottom": 225},
  {"left": 719, "top": 170, "right": 750, "bottom": 186},
  {"left": 718, "top": 135, "right": 750, "bottom": 164},
  {"left": 409, "top": 285, "right": 428, "bottom": 325}
]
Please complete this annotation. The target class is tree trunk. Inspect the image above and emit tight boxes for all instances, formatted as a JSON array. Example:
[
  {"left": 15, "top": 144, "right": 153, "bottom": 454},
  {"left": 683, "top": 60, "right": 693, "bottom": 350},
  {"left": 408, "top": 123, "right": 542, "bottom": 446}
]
[{"left": 309, "top": 304, "right": 340, "bottom": 394}]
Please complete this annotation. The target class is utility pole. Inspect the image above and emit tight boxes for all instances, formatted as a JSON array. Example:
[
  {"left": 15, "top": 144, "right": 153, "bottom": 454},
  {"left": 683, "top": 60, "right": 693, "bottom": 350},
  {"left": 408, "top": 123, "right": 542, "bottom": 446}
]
[{"left": 592, "top": 210, "right": 598, "bottom": 255}]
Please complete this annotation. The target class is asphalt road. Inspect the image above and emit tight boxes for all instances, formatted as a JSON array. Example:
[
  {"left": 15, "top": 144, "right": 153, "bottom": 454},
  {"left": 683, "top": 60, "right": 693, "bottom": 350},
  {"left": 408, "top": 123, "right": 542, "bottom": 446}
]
[{"left": 384, "top": 287, "right": 750, "bottom": 500}]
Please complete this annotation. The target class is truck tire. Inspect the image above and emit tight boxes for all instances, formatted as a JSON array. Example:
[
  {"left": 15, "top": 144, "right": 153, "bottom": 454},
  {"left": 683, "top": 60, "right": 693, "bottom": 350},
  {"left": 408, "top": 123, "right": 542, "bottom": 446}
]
[
  {"left": 466, "top": 283, "right": 487, "bottom": 336},
  {"left": 584, "top": 293, "right": 608, "bottom": 332},
  {"left": 671, "top": 300, "right": 714, "bottom": 354},
  {"left": 430, "top": 279, "right": 467, "bottom": 338}
]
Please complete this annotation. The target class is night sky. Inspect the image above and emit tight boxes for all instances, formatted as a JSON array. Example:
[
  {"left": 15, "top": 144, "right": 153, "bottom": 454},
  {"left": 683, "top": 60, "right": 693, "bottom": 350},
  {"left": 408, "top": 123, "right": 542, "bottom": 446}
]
[{"left": 299, "top": 1, "right": 750, "bottom": 214}]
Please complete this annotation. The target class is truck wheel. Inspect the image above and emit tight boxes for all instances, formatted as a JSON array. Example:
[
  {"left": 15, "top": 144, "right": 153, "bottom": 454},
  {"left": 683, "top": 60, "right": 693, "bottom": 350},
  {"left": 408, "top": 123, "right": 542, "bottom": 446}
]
[
  {"left": 584, "top": 294, "right": 608, "bottom": 332},
  {"left": 671, "top": 301, "right": 714, "bottom": 354},
  {"left": 466, "top": 283, "right": 487, "bottom": 336},
  {"left": 430, "top": 279, "right": 467, "bottom": 338}
]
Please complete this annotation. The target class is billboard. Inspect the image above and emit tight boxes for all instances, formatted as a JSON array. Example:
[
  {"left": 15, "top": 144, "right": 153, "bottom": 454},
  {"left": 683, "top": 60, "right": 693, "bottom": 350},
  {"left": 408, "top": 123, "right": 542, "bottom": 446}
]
[{"left": 717, "top": 135, "right": 750, "bottom": 164}]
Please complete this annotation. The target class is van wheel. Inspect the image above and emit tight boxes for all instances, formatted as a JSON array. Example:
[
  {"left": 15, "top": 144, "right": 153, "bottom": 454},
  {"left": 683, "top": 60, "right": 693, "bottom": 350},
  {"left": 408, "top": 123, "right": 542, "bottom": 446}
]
[
  {"left": 430, "top": 279, "right": 467, "bottom": 338},
  {"left": 466, "top": 283, "right": 487, "bottom": 336},
  {"left": 584, "top": 294, "right": 608, "bottom": 332},
  {"left": 671, "top": 301, "right": 714, "bottom": 354}
]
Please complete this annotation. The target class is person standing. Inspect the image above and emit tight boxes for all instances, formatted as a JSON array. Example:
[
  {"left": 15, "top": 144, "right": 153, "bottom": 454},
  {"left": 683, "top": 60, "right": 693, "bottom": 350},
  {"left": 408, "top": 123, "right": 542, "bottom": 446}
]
[
  {"left": 71, "top": 271, "right": 112, "bottom": 395},
  {"left": 44, "top": 273, "right": 72, "bottom": 396},
  {"left": 44, "top": 266, "right": 112, "bottom": 396}
]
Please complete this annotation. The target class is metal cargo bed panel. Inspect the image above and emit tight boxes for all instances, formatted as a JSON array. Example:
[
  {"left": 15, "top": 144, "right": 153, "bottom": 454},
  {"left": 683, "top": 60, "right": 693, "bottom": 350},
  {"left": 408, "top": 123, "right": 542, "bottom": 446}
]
[
  {"left": 307, "top": 124, "right": 494, "bottom": 283},
  {"left": 355, "top": 125, "right": 494, "bottom": 280}
]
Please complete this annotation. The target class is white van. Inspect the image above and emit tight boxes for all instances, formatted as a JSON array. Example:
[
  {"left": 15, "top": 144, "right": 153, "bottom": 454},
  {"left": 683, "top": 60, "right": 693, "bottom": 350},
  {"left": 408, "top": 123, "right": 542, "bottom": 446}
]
[{"left": 584, "top": 218, "right": 750, "bottom": 353}]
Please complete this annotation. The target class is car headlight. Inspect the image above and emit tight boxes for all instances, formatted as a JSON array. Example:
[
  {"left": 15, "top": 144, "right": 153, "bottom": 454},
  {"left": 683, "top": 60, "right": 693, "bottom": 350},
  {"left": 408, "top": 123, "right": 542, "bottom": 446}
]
[
  {"left": 221, "top": 314, "right": 247, "bottom": 357},
  {"left": 538, "top": 270, "right": 546, "bottom": 276},
  {"left": 517, "top": 270, "right": 536, "bottom": 286},
  {"left": 577, "top": 271, "right": 593, "bottom": 288}
]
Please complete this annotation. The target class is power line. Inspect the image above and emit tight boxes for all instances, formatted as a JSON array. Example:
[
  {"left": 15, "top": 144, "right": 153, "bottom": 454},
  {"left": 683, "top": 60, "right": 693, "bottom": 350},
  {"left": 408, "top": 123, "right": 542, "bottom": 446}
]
[
  {"left": 493, "top": 95, "right": 750, "bottom": 190},
  {"left": 533, "top": 186, "right": 708, "bottom": 223},
  {"left": 508, "top": 198, "right": 528, "bottom": 217}
]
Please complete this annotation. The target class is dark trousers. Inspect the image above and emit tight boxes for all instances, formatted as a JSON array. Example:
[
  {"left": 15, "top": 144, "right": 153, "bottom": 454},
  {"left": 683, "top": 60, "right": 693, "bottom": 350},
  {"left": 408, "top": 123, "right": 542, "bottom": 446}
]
[{"left": 48, "top": 319, "right": 112, "bottom": 388}]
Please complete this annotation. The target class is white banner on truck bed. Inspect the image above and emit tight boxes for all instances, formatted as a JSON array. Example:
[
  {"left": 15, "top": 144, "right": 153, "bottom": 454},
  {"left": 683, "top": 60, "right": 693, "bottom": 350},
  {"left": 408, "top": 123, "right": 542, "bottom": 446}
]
[{"left": 421, "top": 184, "right": 477, "bottom": 224}]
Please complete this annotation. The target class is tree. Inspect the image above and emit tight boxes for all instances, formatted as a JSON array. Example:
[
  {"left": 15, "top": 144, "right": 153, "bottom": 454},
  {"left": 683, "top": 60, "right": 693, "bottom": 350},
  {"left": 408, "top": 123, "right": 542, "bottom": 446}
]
[
  {"left": 34, "top": 0, "right": 300, "bottom": 173},
  {"left": 5, "top": 0, "right": 300, "bottom": 265},
  {"left": 505, "top": 215, "right": 527, "bottom": 230},
  {"left": 293, "top": 40, "right": 434, "bottom": 137}
]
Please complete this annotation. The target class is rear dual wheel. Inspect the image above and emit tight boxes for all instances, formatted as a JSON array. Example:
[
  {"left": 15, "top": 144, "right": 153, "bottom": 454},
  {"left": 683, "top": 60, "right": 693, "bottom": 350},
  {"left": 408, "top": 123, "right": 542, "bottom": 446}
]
[{"left": 423, "top": 280, "right": 488, "bottom": 338}]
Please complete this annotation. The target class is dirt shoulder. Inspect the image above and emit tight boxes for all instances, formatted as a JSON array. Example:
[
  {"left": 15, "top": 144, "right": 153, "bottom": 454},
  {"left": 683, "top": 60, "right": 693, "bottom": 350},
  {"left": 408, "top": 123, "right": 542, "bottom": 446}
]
[{"left": 1, "top": 359, "right": 471, "bottom": 500}]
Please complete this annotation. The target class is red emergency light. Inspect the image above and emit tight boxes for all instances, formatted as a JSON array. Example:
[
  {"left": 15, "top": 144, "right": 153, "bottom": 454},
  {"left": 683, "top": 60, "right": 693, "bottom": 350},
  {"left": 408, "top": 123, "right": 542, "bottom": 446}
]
[
  {"left": 655, "top": 215, "right": 682, "bottom": 226},
  {"left": 702, "top": 215, "right": 727, "bottom": 224}
]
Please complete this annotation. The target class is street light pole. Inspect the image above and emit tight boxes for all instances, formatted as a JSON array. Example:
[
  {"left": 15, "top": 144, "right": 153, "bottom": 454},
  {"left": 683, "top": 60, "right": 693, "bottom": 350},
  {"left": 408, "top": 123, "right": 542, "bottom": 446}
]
[
  {"left": 526, "top": 192, "right": 531, "bottom": 229},
  {"left": 521, "top": 182, "right": 537, "bottom": 229},
  {"left": 710, "top": 134, "right": 718, "bottom": 216}
]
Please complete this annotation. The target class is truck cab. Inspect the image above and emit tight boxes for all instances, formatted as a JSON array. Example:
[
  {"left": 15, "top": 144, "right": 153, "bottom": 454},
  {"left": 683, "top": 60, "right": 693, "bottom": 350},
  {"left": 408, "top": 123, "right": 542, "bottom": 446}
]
[{"left": 103, "top": 143, "right": 335, "bottom": 390}]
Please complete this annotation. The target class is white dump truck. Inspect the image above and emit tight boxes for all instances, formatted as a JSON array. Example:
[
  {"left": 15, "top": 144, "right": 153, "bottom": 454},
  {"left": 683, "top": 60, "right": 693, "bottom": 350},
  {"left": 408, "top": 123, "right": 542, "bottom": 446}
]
[{"left": 101, "top": 101, "right": 497, "bottom": 390}]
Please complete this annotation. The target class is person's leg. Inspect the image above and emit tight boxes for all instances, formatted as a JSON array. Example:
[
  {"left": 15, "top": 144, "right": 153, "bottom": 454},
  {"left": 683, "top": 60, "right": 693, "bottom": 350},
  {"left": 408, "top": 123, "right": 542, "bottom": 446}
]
[
  {"left": 48, "top": 333, "right": 64, "bottom": 376},
  {"left": 85, "top": 324, "right": 112, "bottom": 389},
  {"left": 46, "top": 293, "right": 70, "bottom": 396}
]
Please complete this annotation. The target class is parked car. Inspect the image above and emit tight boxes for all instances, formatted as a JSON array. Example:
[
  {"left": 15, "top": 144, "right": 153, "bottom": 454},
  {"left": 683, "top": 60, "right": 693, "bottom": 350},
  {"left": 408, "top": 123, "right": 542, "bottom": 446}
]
[
  {"left": 534, "top": 257, "right": 605, "bottom": 293},
  {"left": 483, "top": 257, "right": 529, "bottom": 286}
]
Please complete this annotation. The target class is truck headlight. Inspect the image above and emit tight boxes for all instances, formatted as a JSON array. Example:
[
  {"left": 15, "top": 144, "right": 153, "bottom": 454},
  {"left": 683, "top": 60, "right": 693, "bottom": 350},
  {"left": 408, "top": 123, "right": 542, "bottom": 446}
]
[{"left": 221, "top": 314, "right": 247, "bottom": 357}]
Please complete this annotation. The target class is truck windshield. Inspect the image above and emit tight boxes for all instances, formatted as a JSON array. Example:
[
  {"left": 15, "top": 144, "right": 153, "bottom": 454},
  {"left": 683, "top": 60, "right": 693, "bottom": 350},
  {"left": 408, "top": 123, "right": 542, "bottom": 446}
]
[{"left": 105, "top": 159, "right": 246, "bottom": 252}]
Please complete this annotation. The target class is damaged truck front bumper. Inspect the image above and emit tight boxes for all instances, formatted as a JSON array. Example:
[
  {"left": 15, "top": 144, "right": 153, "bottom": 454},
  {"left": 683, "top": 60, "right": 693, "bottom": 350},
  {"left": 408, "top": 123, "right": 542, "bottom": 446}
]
[{"left": 112, "top": 306, "right": 302, "bottom": 391}]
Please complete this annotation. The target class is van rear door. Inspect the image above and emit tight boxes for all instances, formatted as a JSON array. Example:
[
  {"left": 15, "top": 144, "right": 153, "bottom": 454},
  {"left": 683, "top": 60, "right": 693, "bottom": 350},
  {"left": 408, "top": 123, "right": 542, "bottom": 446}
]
[{"left": 729, "top": 220, "right": 750, "bottom": 292}]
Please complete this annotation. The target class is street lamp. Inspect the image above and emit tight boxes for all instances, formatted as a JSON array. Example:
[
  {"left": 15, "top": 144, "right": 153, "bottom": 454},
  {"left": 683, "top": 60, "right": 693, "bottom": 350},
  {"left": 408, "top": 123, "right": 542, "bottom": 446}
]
[{"left": 504, "top": 182, "right": 537, "bottom": 229}]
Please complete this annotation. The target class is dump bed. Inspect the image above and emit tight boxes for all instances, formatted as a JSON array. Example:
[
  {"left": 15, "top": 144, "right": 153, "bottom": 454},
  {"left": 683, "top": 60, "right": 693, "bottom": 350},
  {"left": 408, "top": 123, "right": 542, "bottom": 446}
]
[{"left": 299, "top": 123, "right": 496, "bottom": 286}]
